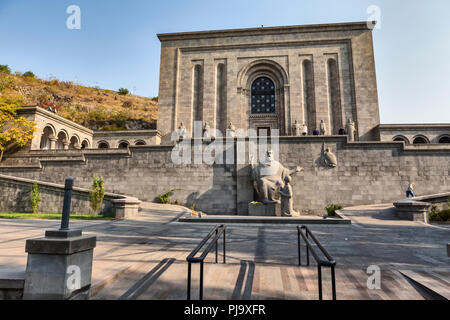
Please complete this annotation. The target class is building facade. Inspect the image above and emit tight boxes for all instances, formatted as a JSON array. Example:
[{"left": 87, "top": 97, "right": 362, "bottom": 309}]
[{"left": 157, "top": 22, "right": 380, "bottom": 142}]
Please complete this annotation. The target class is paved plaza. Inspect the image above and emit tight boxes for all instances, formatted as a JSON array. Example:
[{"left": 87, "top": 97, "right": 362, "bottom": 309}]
[{"left": 0, "top": 202, "right": 449, "bottom": 300}]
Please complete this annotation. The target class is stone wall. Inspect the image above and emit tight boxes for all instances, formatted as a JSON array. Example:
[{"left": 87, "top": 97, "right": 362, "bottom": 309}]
[
  {"left": 1, "top": 137, "right": 449, "bottom": 215},
  {"left": 93, "top": 130, "right": 161, "bottom": 148},
  {"left": 0, "top": 174, "right": 139, "bottom": 218},
  {"left": 377, "top": 124, "right": 450, "bottom": 144}
]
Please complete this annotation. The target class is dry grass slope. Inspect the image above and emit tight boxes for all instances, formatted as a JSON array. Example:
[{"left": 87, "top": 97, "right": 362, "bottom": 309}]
[{"left": 0, "top": 71, "right": 158, "bottom": 130}]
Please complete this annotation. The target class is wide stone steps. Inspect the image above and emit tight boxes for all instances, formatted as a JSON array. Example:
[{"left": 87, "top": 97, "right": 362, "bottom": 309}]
[
  {"left": 399, "top": 268, "right": 450, "bottom": 300},
  {"left": 91, "top": 259, "right": 426, "bottom": 300}
]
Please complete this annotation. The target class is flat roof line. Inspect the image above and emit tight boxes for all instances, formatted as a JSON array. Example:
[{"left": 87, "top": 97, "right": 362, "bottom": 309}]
[{"left": 157, "top": 21, "right": 375, "bottom": 40}]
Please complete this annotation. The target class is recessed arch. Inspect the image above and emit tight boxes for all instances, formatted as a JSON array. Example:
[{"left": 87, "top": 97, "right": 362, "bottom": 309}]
[
  {"left": 238, "top": 59, "right": 289, "bottom": 135},
  {"left": 327, "top": 58, "right": 343, "bottom": 135},
  {"left": 192, "top": 64, "right": 203, "bottom": 131},
  {"left": 302, "top": 59, "right": 316, "bottom": 135},
  {"left": 40, "top": 125, "right": 55, "bottom": 149},
  {"left": 412, "top": 135, "right": 430, "bottom": 144},
  {"left": 134, "top": 140, "right": 146, "bottom": 146},
  {"left": 215, "top": 63, "right": 227, "bottom": 133},
  {"left": 56, "top": 130, "right": 69, "bottom": 149},
  {"left": 392, "top": 135, "right": 410, "bottom": 145},
  {"left": 438, "top": 135, "right": 450, "bottom": 144},
  {"left": 81, "top": 139, "right": 90, "bottom": 149},
  {"left": 118, "top": 140, "right": 130, "bottom": 149},
  {"left": 69, "top": 135, "right": 80, "bottom": 149},
  {"left": 237, "top": 59, "right": 289, "bottom": 88},
  {"left": 97, "top": 141, "right": 110, "bottom": 149}
]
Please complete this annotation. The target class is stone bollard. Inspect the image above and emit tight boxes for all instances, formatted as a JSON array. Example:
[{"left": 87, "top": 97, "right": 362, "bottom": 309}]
[{"left": 23, "top": 178, "right": 96, "bottom": 300}]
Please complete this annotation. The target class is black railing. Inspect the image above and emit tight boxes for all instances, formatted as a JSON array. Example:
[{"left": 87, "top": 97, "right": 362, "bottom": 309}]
[
  {"left": 297, "top": 225, "right": 336, "bottom": 300},
  {"left": 186, "top": 225, "right": 226, "bottom": 300}
]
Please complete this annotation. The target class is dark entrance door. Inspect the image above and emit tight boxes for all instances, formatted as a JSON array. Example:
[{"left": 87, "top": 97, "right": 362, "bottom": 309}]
[{"left": 257, "top": 127, "right": 271, "bottom": 137}]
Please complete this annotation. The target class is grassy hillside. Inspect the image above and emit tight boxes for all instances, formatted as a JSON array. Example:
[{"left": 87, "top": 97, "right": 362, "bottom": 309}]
[{"left": 0, "top": 68, "right": 158, "bottom": 131}]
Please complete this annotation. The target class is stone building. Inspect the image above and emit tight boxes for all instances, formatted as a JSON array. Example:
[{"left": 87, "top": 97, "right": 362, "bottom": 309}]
[
  {"left": 1, "top": 21, "right": 449, "bottom": 216},
  {"left": 157, "top": 21, "right": 380, "bottom": 142}
]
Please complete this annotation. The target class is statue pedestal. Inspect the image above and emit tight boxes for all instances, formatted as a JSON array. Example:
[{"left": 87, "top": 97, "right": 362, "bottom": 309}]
[{"left": 248, "top": 202, "right": 281, "bottom": 216}]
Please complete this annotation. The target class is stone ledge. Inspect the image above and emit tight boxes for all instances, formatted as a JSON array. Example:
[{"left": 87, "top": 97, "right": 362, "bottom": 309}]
[
  {"left": 178, "top": 215, "right": 351, "bottom": 224},
  {"left": 393, "top": 199, "right": 432, "bottom": 222},
  {"left": 0, "top": 174, "right": 141, "bottom": 219},
  {"left": 25, "top": 235, "right": 96, "bottom": 255},
  {"left": 0, "top": 269, "right": 25, "bottom": 289}
]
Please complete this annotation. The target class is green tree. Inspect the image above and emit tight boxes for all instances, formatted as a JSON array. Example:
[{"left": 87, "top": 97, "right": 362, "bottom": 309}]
[
  {"left": 30, "top": 182, "right": 41, "bottom": 214},
  {"left": 0, "top": 96, "right": 36, "bottom": 162},
  {"left": 22, "top": 71, "right": 36, "bottom": 78},
  {"left": 118, "top": 88, "right": 129, "bottom": 95},
  {"left": 0, "top": 65, "right": 11, "bottom": 74},
  {"left": 89, "top": 174, "right": 105, "bottom": 214}
]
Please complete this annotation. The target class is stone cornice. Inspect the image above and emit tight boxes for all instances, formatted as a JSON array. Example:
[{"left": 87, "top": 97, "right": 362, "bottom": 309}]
[
  {"left": 18, "top": 106, "right": 94, "bottom": 135},
  {"left": 93, "top": 130, "right": 162, "bottom": 137},
  {"left": 178, "top": 38, "right": 352, "bottom": 53},
  {"left": 157, "top": 21, "right": 374, "bottom": 41},
  {"left": 378, "top": 124, "right": 450, "bottom": 130}
]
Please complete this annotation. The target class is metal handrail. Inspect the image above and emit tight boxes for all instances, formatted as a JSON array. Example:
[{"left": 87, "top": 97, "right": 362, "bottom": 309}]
[
  {"left": 297, "top": 225, "right": 336, "bottom": 300},
  {"left": 186, "top": 225, "right": 226, "bottom": 300}
]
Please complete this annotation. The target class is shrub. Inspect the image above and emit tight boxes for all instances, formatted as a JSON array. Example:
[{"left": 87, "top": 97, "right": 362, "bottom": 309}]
[
  {"left": 122, "top": 100, "right": 133, "bottom": 108},
  {"left": 157, "top": 189, "right": 179, "bottom": 204},
  {"left": 429, "top": 208, "right": 450, "bottom": 222},
  {"left": 118, "top": 88, "right": 129, "bottom": 95},
  {"left": 151, "top": 96, "right": 158, "bottom": 102},
  {"left": 23, "top": 71, "right": 36, "bottom": 78},
  {"left": 89, "top": 174, "right": 105, "bottom": 214},
  {"left": 325, "top": 204, "right": 342, "bottom": 217},
  {"left": 0, "top": 65, "right": 11, "bottom": 74},
  {"left": 30, "top": 182, "right": 41, "bottom": 214}
]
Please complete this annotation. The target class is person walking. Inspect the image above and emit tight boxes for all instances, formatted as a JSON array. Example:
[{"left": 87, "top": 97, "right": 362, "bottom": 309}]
[{"left": 406, "top": 182, "right": 415, "bottom": 198}]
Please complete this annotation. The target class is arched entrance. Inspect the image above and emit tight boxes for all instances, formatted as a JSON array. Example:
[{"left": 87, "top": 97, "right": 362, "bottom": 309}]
[{"left": 238, "top": 60, "right": 289, "bottom": 135}]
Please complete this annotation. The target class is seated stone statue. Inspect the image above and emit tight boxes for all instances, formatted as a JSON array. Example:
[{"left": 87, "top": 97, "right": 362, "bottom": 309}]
[
  {"left": 251, "top": 149, "right": 302, "bottom": 204},
  {"left": 278, "top": 175, "right": 299, "bottom": 217}
]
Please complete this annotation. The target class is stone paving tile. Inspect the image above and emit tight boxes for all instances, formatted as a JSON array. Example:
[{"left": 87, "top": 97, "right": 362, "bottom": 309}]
[{"left": 0, "top": 202, "right": 449, "bottom": 300}]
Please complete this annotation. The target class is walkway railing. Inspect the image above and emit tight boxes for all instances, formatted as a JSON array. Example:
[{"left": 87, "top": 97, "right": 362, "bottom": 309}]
[
  {"left": 186, "top": 224, "right": 226, "bottom": 300},
  {"left": 297, "top": 225, "right": 336, "bottom": 300}
]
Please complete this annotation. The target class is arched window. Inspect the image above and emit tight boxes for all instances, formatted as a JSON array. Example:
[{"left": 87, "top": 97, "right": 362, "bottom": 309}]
[
  {"left": 98, "top": 141, "right": 109, "bottom": 149},
  {"left": 56, "top": 131, "right": 68, "bottom": 149},
  {"left": 40, "top": 126, "right": 54, "bottom": 150},
  {"left": 393, "top": 135, "right": 409, "bottom": 144},
  {"left": 438, "top": 135, "right": 450, "bottom": 144},
  {"left": 413, "top": 136, "right": 429, "bottom": 144},
  {"left": 69, "top": 136, "right": 80, "bottom": 149},
  {"left": 251, "top": 77, "right": 275, "bottom": 114},
  {"left": 81, "top": 140, "right": 89, "bottom": 149},
  {"left": 135, "top": 140, "right": 146, "bottom": 146},
  {"left": 118, "top": 141, "right": 129, "bottom": 149}
]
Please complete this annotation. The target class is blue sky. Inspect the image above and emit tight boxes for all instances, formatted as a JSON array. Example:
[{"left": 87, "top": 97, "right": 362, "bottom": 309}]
[{"left": 1, "top": 0, "right": 449, "bottom": 124}]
